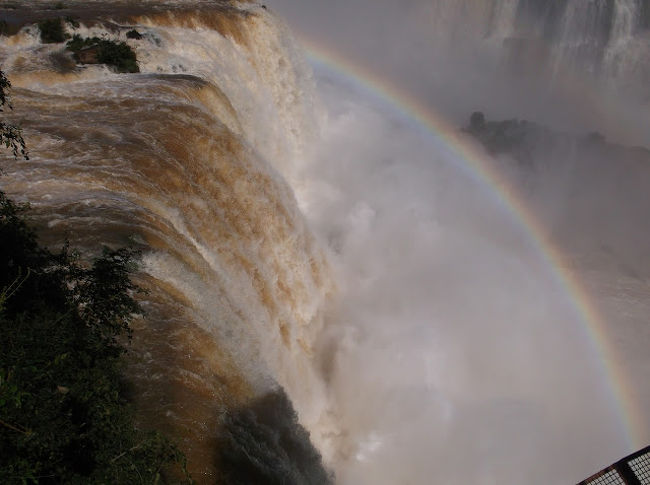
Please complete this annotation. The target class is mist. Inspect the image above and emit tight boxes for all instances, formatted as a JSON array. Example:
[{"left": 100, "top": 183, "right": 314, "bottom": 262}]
[
  {"left": 267, "top": 0, "right": 650, "bottom": 146},
  {"left": 264, "top": 0, "right": 650, "bottom": 483}
]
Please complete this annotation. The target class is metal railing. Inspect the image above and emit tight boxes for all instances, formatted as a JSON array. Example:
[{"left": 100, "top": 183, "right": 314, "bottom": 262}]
[{"left": 578, "top": 446, "right": 650, "bottom": 485}]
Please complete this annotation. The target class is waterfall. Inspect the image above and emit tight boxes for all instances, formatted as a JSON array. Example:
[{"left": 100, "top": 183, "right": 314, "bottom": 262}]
[
  {"left": 0, "top": 3, "right": 334, "bottom": 479},
  {"left": 602, "top": 0, "right": 643, "bottom": 85},
  {"left": 2, "top": 1, "right": 649, "bottom": 483},
  {"left": 420, "top": 0, "right": 649, "bottom": 96}
]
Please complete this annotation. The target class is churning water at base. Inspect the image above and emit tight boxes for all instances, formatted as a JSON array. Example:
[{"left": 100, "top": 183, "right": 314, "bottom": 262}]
[{"left": 2, "top": 1, "right": 649, "bottom": 484}]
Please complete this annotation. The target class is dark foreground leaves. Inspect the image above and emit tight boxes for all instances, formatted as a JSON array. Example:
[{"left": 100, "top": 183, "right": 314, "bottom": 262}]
[{"left": 0, "top": 191, "right": 190, "bottom": 484}]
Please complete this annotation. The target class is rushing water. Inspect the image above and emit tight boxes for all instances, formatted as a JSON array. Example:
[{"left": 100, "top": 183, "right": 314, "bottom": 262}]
[
  {"left": 425, "top": 0, "right": 649, "bottom": 84},
  {"left": 1, "top": 3, "right": 334, "bottom": 480},
  {"left": 2, "top": 1, "right": 649, "bottom": 484}
]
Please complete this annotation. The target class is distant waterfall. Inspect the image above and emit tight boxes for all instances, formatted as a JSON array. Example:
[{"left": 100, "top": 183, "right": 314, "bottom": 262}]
[{"left": 425, "top": 0, "right": 648, "bottom": 94}]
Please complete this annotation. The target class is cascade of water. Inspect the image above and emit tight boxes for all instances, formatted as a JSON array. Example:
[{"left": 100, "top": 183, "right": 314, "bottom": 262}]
[
  {"left": 602, "top": 0, "right": 640, "bottom": 80},
  {"left": 548, "top": 0, "right": 613, "bottom": 76},
  {"left": 421, "top": 0, "right": 649, "bottom": 95},
  {"left": 0, "top": 3, "right": 334, "bottom": 477}
]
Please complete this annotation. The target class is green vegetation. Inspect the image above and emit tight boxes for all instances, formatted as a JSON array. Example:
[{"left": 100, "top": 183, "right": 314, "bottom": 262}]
[
  {"left": 67, "top": 34, "right": 139, "bottom": 73},
  {"left": 0, "top": 70, "right": 27, "bottom": 161},
  {"left": 217, "top": 388, "right": 332, "bottom": 485},
  {"left": 0, "top": 71, "right": 188, "bottom": 483},
  {"left": 0, "top": 209, "right": 190, "bottom": 483},
  {"left": 37, "top": 18, "right": 67, "bottom": 44}
]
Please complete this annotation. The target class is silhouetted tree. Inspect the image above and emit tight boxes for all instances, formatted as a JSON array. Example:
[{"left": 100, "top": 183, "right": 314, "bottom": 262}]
[{"left": 0, "top": 69, "right": 27, "bottom": 161}]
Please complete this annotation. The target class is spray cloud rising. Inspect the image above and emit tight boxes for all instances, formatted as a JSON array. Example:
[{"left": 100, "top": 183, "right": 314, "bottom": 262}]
[{"left": 268, "top": 0, "right": 650, "bottom": 483}]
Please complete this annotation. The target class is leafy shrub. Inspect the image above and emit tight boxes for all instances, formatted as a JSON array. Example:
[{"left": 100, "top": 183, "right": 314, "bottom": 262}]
[
  {"left": 66, "top": 34, "right": 139, "bottom": 73},
  {"left": 0, "top": 192, "right": 190, "bottom": 484},
  {"left": 38, "top": 18, "right": 67, "bottom": 44},
  {"left": 0, "top": 70, "right": 27, "bottom": 160},
  {"left": 217, "top": 388, "right": 332, "bottom": 485}
]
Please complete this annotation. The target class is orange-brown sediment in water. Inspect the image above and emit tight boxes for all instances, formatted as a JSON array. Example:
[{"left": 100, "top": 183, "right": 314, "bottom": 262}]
[{"left": 0, "top": 3, "right": 332, "bottom": 480}]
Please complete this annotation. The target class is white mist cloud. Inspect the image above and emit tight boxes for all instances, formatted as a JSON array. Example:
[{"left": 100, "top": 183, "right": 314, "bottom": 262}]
[
  {"left": 293, "top": 70, "right": 634, "bottom": 484},
  {"left": 260, "top": 2, "right": 650, "bottom": 483}
]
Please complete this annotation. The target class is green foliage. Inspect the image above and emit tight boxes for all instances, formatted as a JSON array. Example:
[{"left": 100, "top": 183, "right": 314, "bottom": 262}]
[
  {"left": 217, "top": 388, "right": 332, "bottom": 485},
  {"left": 38, "top": 18, "right": 67, "bottom": 44},
  {"left": 96, "top": 40, "right": 139, "bottom": 73},
  {"left": 0, "top": 71, "right": 10, "bottom": 108},
  {"left": 0, "top": 70, "right": 28, "bottom": 161},
  {"left": 66, "top": 34, "right": 139, "bottom": 73},
  {"left": 0, "top": 193, "right": 191, "bottom": 484},
  {"left": 64, "top": 33, "right": 86, "bottom": 53},
  {"left": 0, "top": 121, "right": 27, "bottom": 160}
]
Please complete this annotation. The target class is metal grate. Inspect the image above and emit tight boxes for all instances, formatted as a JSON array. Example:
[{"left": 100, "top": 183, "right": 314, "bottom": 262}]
[
  {"left": 628, "top": 450, "right": 650, "bottom": 484},
  {"left": 578, "top": 446, "right": 650, "bottom": 485},
  {"left": 584, "top": 470, "right": 626, "bottom": 485}
]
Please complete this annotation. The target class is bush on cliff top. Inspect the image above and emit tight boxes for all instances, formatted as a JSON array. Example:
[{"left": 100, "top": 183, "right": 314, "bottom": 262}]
[
  {"left": 67, "top": 34, "right": 139, "bottom": 73},
  {"left": 38, "top": 18, "right": 67, "bottom": 44}
]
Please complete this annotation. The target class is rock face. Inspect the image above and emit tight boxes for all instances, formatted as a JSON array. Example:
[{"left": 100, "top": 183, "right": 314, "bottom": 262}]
[
  {"left": 76, "top": 45, "right": 100, "bottom": 64},
  {"left": 464, "top": 111, "right": 650, "bottom": 168},
  {"left": 463, "top": 111, "right": 650, "bottom": 282}
]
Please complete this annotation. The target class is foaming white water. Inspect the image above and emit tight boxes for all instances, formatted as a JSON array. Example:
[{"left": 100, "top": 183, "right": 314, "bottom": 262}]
[{"left": 134, "top": 10, "right": 318, "bottom": 178}]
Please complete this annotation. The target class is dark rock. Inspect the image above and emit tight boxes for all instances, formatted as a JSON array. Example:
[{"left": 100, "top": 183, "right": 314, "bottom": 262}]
[
  {"left": 76, "top": 45, "right": 100, "bottom": 64},
  {"left": 126, "top": 29, "right": 142, "bottom": 40},
  {"left": 469, "top": 111, "right": 486, "bottom": 132}
]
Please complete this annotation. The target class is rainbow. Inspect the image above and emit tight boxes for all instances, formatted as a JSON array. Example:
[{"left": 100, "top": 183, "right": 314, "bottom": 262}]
[{"left": 300, "top": 38, "right": 646, "bottom": 452}]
